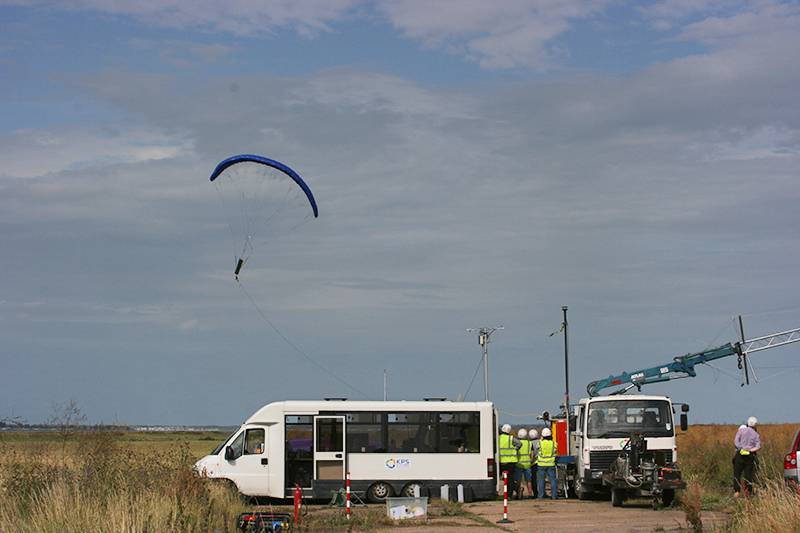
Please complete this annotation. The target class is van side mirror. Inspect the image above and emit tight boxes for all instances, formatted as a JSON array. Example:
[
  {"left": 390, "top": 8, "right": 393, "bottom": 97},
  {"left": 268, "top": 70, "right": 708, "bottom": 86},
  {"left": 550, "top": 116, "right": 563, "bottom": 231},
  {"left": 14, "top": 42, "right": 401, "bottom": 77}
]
[
  {"left": 225, "top": 445, "right": 236, "bottom": 461},
  {"left": 680, "top": 413, "right": 688, "bottom": 431},
  {"left": 569, "top": 415, "right": 577, "bottom": 432}
]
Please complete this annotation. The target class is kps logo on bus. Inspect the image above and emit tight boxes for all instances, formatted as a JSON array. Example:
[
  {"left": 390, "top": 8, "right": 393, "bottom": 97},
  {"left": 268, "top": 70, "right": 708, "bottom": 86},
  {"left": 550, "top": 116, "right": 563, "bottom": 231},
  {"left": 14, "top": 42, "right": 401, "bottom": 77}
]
[{"left": 385, "top": 458, "right": 411, "bottom": 469}]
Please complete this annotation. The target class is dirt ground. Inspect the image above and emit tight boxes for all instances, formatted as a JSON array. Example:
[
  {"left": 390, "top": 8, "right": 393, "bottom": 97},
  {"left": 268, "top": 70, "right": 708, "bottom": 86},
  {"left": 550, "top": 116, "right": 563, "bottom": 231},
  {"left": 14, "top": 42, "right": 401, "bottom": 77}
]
[{"left": 377, "top": 499, "right": 729, "bottom": 532}]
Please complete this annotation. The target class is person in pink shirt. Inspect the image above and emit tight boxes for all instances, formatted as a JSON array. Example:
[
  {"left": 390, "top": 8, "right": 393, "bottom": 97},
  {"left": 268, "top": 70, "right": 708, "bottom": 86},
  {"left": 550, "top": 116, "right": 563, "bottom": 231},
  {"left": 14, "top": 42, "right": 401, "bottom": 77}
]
[{"left": 733, "top": 417, "right": 761, "bottom": 497}]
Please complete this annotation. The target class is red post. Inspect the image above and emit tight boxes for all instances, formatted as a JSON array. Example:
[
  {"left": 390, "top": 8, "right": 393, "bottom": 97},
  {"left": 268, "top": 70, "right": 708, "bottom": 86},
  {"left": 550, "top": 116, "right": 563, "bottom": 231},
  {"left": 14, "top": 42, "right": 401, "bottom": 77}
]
[
  {"left": 293, "top": 484, "right": 302, "bottom": 524},
  {"left": 346, "top": 471, "right": 352, "bottom": 520},
  {"left": 496, "top": 470, "right": 514, "bottom": 524}
]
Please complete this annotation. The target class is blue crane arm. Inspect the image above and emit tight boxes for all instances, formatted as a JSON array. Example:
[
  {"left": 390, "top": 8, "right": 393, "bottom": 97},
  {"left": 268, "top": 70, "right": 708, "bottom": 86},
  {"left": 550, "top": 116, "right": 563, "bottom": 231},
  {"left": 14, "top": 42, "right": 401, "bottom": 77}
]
[{"left": 586, "top": 342, "right": 741, "bottom": 397}]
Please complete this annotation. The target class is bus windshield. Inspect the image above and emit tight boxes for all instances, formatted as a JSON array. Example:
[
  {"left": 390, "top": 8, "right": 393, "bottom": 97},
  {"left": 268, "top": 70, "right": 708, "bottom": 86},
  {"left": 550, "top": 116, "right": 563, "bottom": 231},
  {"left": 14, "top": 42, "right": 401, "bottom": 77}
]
[
  {"left": 211, "top": 430, "right": 238, "bottom": 456},
  {"left": 586, "top": 400, "right": 673, "bottom": 438}
]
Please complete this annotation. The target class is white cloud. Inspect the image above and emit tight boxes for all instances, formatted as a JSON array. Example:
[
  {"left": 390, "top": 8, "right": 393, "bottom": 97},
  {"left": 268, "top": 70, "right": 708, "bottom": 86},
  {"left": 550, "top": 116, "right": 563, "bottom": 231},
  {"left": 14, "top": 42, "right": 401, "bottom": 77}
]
[
  {"left": 0, "top": 126, "right": 193, "bottom": 179},
  {"left": 378, "top": 0, "right": 609, "bottom": 69},
  {"left": 4, "top": 0, "right": 361, "bottom": 36}
]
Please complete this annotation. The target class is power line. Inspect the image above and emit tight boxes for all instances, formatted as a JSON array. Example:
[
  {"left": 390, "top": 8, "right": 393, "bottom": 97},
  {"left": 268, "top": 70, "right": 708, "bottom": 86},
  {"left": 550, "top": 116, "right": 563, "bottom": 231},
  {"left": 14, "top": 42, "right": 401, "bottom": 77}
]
[{"left": 237, "top": 281, "right": 371, "bottom": 399}]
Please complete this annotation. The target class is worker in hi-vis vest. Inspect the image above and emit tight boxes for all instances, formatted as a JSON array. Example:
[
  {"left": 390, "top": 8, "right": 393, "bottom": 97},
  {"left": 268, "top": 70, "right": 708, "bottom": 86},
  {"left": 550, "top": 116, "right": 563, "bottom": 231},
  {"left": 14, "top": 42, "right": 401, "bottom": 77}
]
[
  {"left": 514, "top": 428, "right": 534, "bottom": 498},
  {"left": 498, "top": 424, "right": 521, "bottom": 495},
  {"left": 537, "top": 427, "right": 558, "bottom": 499},
  {"left": 528, "top": 428, "right": 540, "bottom": 498}
]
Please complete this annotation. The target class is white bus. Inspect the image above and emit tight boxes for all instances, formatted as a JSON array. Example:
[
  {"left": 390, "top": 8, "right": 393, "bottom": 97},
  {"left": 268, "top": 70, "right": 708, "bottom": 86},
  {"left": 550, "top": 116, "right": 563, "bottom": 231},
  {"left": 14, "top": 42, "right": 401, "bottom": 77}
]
[{"left": 195, "top": 400, "right": 498, "bottom": 502}]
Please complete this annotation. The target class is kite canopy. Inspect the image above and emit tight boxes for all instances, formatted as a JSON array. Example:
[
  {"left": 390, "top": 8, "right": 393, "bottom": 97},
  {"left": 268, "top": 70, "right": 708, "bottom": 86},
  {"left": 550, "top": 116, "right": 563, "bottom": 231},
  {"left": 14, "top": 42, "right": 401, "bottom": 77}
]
[
  {"left": 209, "top": 154, "right": 318, "bottom": 218},
  {"left": 209, "top": 153, "right": 319, "bottom": 279}
]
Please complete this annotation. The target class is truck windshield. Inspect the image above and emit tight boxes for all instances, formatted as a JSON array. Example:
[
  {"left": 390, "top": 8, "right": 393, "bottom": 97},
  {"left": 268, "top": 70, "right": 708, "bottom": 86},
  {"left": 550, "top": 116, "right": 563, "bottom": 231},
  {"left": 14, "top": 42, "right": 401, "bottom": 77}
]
[{"left": 586, "top": 400, "right": 673, "bottom": 438}]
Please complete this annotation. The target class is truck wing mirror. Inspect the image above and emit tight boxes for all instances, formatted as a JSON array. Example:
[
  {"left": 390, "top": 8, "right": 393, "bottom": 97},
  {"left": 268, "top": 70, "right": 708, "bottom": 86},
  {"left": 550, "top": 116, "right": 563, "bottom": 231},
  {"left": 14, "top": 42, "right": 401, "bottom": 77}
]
[
  {"left": 568, "top": 415, "right": 577, "bottom": 432},
  {"left": 225, "top": 445, "right": 236, "bottom": 461},
  {"left": 681, "top": 404, "right": 690, "bottom": 413},
  {"left": 680, "top": 413, "right": 688, "bottom": 432}
]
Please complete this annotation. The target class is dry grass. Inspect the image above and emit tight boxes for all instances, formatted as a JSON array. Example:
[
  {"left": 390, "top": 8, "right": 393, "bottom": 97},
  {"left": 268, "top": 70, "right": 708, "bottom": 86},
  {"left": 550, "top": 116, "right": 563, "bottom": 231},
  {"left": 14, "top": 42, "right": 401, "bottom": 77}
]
[
  {"left": 1, "top": 423, "right": 798, "bottom": 531},
  {"left": 0, "top": 430, "right": 246, "bottom": 532}
]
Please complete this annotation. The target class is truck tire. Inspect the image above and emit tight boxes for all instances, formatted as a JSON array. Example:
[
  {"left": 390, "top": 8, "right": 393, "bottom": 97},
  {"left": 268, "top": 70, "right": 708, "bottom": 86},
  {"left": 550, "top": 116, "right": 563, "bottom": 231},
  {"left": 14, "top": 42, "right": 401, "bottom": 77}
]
[
  {"left": 575, "top": 481, "right": 592, "bottom": 500},
  {"left": 611, "top": 488, "right": 624, "bottom": 507},
  {"left": 662, "top": 489, "right": 675, "bottom": 507}
]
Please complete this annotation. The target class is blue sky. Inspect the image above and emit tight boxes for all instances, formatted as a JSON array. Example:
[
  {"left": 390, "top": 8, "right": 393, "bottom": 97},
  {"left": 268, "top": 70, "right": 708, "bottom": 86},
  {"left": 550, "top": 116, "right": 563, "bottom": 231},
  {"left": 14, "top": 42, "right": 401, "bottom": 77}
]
[{"left": 1, "top": 0, "right": 799, "bottom": 426}]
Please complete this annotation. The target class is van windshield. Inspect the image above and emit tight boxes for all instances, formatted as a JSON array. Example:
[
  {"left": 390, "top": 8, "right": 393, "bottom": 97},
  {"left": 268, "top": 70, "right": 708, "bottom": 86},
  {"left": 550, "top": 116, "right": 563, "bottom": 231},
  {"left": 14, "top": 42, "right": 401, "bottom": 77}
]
[
  {"left": 211, "top": 430, "right": 238, "bottom": 456},
  {"left": 587, "top": 400, "right": 673, "bottom": 438}
]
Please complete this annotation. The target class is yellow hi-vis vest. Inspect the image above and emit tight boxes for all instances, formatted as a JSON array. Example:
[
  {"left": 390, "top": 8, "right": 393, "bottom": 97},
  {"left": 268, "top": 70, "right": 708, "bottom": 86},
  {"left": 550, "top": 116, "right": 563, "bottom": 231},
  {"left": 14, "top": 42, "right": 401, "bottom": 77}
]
[
  {"left": 499, "top": 434, "right": 518, "bottom": 464},
  {"left": 517, "top": 440, "right": 532, "bottom": 468},
  {"left": 537, "top": 438, "right": 557, "bottom": 467}
]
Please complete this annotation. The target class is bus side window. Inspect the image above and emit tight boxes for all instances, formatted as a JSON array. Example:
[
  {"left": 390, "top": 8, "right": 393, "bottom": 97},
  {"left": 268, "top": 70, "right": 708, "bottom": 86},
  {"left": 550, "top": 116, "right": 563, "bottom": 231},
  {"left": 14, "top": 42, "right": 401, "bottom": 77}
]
[{"left": 245, "top": 428, "right": 265, "bottom": 455}]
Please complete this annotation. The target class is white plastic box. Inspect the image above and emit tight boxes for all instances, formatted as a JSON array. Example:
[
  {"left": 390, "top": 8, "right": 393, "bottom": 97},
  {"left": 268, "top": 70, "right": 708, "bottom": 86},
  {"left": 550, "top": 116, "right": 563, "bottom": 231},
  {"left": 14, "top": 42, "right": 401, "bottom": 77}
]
[{"left": 385, "top": 497, "right": 428, "bottom": 520}]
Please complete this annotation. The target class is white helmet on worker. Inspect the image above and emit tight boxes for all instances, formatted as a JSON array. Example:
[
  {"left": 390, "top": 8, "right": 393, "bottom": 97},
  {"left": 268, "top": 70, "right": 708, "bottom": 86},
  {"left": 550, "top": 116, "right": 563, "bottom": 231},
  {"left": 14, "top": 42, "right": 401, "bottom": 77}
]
[
  {"left": 541, "top": 427, "right": 552, "bottom": 438},
  {"left": 501, "top": 423, "right": 512, "bottom": 434},
  {"left": 528, "top": 429, "right": 539, "bottom": 439},
  {"left": 747, "top": 416, "right": 758, "bottom": 427},
  {"left": 518, "top": 428, "right": 528, "bottom": 439}
]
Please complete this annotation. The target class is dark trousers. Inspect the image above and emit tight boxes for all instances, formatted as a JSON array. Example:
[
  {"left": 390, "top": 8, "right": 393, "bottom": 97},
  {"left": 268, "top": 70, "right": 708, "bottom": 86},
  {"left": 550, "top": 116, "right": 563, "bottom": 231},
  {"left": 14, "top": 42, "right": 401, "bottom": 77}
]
[
  {"left": 531, "top": 465, "right": 538, "bottom": 498},
  {"left": 500, "top": 462, "right": 518, "bottom": 494},
  {"left": 733, "top": 453, "right": 757, "bottom": 494}
]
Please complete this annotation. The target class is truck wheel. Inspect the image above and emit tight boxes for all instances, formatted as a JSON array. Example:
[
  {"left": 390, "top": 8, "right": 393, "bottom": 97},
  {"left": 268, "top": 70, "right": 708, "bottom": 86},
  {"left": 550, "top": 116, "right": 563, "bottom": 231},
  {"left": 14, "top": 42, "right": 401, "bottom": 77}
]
[
  {"left": 662, "top": 489, "right": 675, "bottom": 507},
  {"left": 575, "top": 481, "right": 592, "bottom": 500},
  {"left": 611, "top": 488, "right": 624, "bottom": 507},
  {"left": 367, "top": 481, "right": 394, "bottom": 503}
]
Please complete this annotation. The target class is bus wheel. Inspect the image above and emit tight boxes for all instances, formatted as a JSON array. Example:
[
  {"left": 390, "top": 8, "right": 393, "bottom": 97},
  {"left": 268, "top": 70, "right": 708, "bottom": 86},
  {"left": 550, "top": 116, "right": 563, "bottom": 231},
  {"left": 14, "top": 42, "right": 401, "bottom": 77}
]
[
  {"left": 401, "top": 482, "right": 424, "bottom": 497},
  {"left": 367, "top": 481, "right": 394, "bottom": 503}
]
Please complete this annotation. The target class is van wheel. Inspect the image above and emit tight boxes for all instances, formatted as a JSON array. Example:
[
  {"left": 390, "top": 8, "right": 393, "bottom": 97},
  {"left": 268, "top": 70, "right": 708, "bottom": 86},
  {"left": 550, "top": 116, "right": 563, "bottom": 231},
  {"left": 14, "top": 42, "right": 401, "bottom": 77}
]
[
  {"left": 401, "top": 482, "right": 424, "bottom": 497},
  {"left": 611, "top": 488, "right": 624, "bottom": 507},
  {"left": 367, "top": 481, "right": 394, "bottom": 503}
]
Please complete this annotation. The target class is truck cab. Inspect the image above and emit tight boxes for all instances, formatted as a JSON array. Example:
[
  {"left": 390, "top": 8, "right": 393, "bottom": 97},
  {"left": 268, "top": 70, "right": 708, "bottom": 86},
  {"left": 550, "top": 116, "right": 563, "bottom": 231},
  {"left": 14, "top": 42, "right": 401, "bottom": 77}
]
[{"left": 571, "top": 394, "right": 683, "bottom": 501}]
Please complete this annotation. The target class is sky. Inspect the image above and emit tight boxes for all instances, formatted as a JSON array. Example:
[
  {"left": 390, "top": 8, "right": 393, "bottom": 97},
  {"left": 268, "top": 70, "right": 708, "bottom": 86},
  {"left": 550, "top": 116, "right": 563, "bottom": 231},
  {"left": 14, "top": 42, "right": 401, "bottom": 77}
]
[{"left": 1, "top": 0, "right": 799, "bottom": 426}]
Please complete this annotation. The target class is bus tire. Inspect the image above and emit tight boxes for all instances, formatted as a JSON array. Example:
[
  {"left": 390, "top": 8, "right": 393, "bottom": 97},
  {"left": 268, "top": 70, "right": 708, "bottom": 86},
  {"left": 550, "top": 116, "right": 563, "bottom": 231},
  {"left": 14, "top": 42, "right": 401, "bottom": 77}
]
[
  {"left": 401, "top": 482, "right": 424, "bottom": 498},
  {"left": 367, "top": 481, "right": 394, "bottom": 503}
]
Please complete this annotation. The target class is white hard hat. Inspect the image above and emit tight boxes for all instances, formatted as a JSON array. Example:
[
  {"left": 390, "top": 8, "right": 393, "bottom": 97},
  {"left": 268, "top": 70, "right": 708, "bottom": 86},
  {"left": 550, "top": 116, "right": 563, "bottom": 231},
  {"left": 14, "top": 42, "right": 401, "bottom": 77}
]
[
  {"left": 747, "top": 416, "right": 758, "bottom": 427},
  {"left": 528, "top": 429, "right": 539, "bottom": 439},
  {"left": 501, "top": 423, "right": 512, "bottom": 434},
  {"left": 541, "top": 427, "right": 552, "bottom": 438},
  {"left": 517, "top": 428, "right": 528, "bottom": 439}
]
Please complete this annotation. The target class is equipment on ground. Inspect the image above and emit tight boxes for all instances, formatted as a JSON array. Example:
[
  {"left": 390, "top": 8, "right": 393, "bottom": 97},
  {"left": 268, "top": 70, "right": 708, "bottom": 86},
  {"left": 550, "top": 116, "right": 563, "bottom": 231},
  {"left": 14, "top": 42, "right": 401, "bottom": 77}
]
[{"left": 602, "top": 432, "right": 684, "bottom": 509}]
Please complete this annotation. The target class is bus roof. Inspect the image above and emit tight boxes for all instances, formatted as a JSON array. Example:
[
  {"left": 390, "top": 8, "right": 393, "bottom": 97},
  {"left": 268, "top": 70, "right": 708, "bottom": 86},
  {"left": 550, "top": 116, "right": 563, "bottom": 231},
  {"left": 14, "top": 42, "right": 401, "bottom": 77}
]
[{"left": 245, "top": 400, "right": 494, "bottom": 424}]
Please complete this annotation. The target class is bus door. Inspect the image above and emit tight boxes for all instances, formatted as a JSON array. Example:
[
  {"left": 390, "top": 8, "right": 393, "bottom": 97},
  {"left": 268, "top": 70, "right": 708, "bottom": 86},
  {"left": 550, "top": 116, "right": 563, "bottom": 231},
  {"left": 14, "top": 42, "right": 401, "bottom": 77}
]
[{"left": 314, "top": 416, "right": 346, "bottom": 481}]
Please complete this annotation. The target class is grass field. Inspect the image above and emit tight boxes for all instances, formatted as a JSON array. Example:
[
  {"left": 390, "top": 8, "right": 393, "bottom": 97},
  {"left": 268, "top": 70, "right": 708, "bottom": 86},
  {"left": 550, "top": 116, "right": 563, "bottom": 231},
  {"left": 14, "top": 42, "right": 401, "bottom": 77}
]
[{"left": 1, "top": 423, "right": 799, "bottom": 531}]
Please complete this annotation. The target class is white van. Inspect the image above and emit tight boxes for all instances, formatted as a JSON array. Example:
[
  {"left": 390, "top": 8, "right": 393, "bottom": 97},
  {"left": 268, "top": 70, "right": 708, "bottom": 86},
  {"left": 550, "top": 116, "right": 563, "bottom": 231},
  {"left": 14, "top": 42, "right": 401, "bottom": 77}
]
[{"left": 195, "top": 400, "right": 498, "bottom": 502}]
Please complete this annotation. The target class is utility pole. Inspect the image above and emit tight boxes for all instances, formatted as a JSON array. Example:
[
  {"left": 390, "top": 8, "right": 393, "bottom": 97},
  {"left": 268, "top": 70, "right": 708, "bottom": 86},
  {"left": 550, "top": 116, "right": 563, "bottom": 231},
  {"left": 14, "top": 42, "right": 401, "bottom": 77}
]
[
  {"left": 383, "top": 369, "right": 388, "bottom": 401},
  {"left": 562, "top": 306, "right": 570, "bottom": 417},
  {"left": 467, "top": 326, "right": 504, "bottom": 401}
]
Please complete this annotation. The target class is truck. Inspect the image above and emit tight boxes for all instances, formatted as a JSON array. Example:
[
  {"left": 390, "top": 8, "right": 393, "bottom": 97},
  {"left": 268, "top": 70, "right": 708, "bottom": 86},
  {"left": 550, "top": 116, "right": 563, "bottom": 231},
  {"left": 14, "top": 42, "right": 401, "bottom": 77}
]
[
  {"left": 547, "top": 320, "right": 800, "bottom": 507},
  {"left": 568, "top": 394, "right": 686, "bottom": 508}
]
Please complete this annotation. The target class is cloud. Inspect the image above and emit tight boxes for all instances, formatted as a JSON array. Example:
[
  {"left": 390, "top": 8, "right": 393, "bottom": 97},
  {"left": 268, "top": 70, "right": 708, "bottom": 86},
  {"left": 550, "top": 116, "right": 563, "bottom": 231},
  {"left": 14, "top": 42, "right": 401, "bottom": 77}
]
[
  {"left": 3, "top": 0, "right": 613, "bottom": 70},
  {"left": 0, "top": 126, "right": 193, "bottom": 179},
  {"left": 378, "top": 0, "right": 610, "bottom": 69},
  {"left": 0, "top": 0, "right": 361, "bottom": 36}
]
